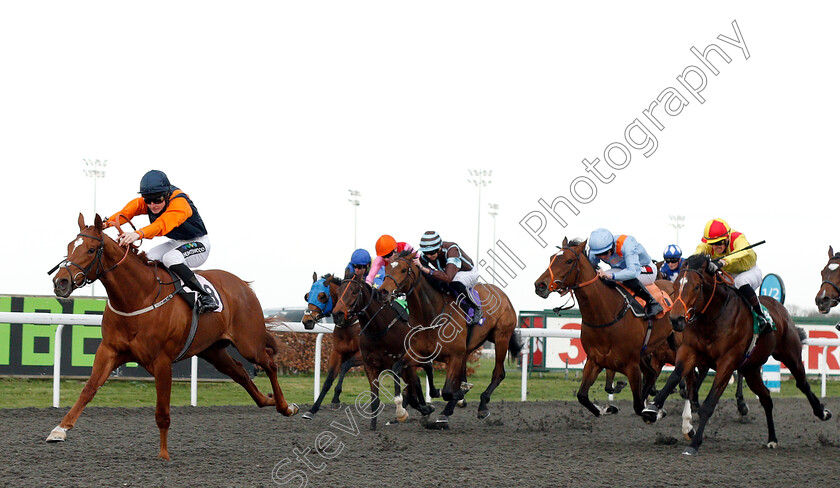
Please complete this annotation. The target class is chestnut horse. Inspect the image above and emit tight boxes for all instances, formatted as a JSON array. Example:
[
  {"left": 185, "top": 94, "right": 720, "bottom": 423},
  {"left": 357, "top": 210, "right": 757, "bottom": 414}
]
[
  {"left": 332, "top": 275, "right": 436, "bottom": 429},
  {"left": 379, "top": 251, "right": 521, "bottom": 426},
  {"left": 47, "top": 214, "right": 298, "bottom": 460},
  {"left": 300, "top": 273, "right": 364, "bottom": 419},
  {"left": 642, "top": 254, "right": 831, "bottom": 455},
  {"left": 815, "top": 245, "right": 840, "bottom": 316},
  {"left": 534, "top": 238, "right": 675, "bottom": 417}
]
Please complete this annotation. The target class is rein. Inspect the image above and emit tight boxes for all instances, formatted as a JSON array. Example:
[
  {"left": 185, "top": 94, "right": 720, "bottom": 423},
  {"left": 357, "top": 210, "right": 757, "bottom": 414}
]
[
  {"left": 673, "top": 269, "right": 734, "bottom": 323},
  {"left": 548, "top": 246, "right": 623, "bottom": 327}
]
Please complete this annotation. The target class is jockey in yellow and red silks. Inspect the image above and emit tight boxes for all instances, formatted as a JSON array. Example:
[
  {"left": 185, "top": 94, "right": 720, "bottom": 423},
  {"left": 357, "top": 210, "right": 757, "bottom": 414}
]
[{"left": 695, "top": 218, "right": 771, "bottom": 330}]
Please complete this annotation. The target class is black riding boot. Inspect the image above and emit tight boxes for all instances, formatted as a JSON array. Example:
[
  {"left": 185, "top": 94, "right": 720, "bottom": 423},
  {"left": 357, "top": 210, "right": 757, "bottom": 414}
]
[
  {"left": 624, "top": 278, "right": 663, "bottom": 319},
  {"left": 171, "top": 263, "right": 218, "bottom": 314},
  {"left": 738, "top": 284, "right": 771, "bottom": 332},
  {"left": 449, "top": 281, "right": 481, "bottom": 326}
]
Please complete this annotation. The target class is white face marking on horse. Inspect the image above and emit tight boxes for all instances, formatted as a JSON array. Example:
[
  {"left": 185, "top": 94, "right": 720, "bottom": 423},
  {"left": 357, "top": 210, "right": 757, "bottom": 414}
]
[
  {"left": 829, "top": 263, "right": 839, "bottom": 271},
  {"left": 390, "top": 261, "right": 399, "bottom": 268},
  {"left": 678, "top": 276, "right": 687, "bottom": 293},
  {"left": 72, "top": 237, "right": 84, "bottom": 253}
]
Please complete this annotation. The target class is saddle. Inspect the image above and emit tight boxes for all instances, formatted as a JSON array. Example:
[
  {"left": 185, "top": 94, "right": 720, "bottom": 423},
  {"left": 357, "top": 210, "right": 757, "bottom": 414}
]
[{"left": 615, "top": 283, "right": 672, "bottom": 319}]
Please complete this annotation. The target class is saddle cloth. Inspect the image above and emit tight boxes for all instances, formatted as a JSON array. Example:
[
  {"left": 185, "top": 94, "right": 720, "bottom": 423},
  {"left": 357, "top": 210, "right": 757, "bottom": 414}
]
[
  {"left": 616, "top": 283, "right": 672, "bottom": 319},
  {"left": 168, "top": 271, "right": 224, "bottom": 313}
]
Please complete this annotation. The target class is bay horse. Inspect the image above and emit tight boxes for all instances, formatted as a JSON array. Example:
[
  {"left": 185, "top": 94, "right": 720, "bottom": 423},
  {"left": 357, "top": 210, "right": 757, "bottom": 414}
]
[
  {"left": 48, "top": 214, "right": 298, "bottom": 460},
  {"left": 815, "top": 245, "right": 840, "bottom": 315},
  {"left": 300, "top": 272, "right": 441, "bottom": 421},
  {"left": 378, "top": 251, "right": 521, "bottom": 426},
  {"left": 332, "top": 274, "right": 437, "bottom": 430},
  {"left": 534, "top": 238, "right": 675, "bottom": 417},
  {"left": 642, "top": 254, "right": 831, "bottom": 455},
  {"left": 300, "top": 273, "right": 364, "bottom": 419}
]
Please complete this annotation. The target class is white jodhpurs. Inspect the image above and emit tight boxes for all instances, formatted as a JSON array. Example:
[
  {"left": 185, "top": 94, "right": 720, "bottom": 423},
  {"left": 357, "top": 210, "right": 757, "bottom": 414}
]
[
  {"left": 146, "top": 235, "right": 211, "bottom": 269},
  {"left": 453, "top": 267, "right": 480, "bottom": 289},
  {"left": 732, "top": 265, "right": 762, "bottom": 291}
]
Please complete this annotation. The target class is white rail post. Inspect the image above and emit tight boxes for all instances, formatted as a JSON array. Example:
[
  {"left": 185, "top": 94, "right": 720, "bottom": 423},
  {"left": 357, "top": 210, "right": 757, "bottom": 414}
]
[
  {"left": 424, "top": 375, "right": 432, "bottom": 403},
  {"left": 52, "top": 324, "right": 65, "bottom": 408},
  {"left": 821, "top": 346, "right": 828, "bottom": 398},
  {"left": 190, "top": 355, "right": 198, "bottom": 406},
  {"left": 521, "top": 344, "right": 529, "bottom": 402},
  {"left": 314, "top": 333, "right": 323, "bottom": 402}
]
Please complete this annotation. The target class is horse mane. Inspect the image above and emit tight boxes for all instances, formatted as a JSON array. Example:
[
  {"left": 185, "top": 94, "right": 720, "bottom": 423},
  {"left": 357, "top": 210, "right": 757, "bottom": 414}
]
[
  {"left": 568, "top": 237, "right": 586, "bottom": 247},
  {"left": 319, "top": 273, "right": 342, "bottom": 285},
  {"left": 398, "top": 250, "right": 413, "bottom": 258},
  {"left": 683, "top": 254, "right": 710, "bottom": 270}
]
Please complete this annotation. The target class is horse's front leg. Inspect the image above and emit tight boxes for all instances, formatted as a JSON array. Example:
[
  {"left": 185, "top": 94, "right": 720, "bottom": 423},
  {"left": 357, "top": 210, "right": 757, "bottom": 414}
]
[
  {"left": 302, "top": 349, "right": 343, "bottom": 420},
  {"left": 420, "top": 362, "right": 440, "bottom": 398},
  {"left": 46, "top": 344, "right": 125, "bottom": 443},
  {"left": 684, "top": 360, "right": 736, "bottom": 456},
  {"left": 330, "top": 354, "right": 363, "bottom": 409},
  {"left": 642, "top": 351, "right": 697, "bottom": 424},
  {"left": 577, "top": 360, "right": 612, "bottom": 416},
  {"left": 153, "top": 359, "right": 173, "bottom": 460}
]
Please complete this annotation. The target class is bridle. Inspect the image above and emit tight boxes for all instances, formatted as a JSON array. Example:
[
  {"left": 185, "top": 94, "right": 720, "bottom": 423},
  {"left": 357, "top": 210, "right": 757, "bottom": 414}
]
[
  {"left": 49, "top": 232, "right": 130, "bottom": 290},
  {"left": 546, "top": 246, "right": 599, "bottom": 295},
  {"left": 380, "top": 256, "right": 421, "bottom": 301},
  {"left": 335, "top": 278, "right": 396, "bottom": 335},
  {"left": 672, "top": 267, "right": 733, "bottom": 323}
]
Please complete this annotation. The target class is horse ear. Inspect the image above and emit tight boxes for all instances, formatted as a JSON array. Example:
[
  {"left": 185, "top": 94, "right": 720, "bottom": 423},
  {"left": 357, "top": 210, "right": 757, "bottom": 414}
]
[
  {"left": 562, "top": 237, "right": 568, "bottom": 247},
  {"left": 830, "top": 246, "right": 835, "bottom": 259},
  {"left": 304, "top": 293, "right": 310, "bottom": 302},
  {"left": 577, "top": 239, "right": 588, "bottom": 249},
  {"left": 77, "top": 213, "right": 85, "bottom": 230},
  {"left": 94, "top": 214, "right": 103, "bottom": 232},
  {"left": 318, "top": 292, "right": 328, "bottom": 304},
  {"left": 312, "top": 272, "right": 317, "bottom": 283}
]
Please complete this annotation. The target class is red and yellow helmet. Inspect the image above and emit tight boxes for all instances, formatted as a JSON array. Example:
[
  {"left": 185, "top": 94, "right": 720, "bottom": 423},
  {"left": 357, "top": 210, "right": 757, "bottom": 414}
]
[
  {"left": 702, "top": 218, "right": 731, "bottom": 244},
  {"left": 375, "top": 234, "right": 397, "bottom": 257}
]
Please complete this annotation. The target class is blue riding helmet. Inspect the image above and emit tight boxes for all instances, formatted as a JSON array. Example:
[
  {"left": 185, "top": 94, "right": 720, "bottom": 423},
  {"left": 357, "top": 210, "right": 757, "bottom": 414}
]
[
  {"left": 350, "top": 248, "right": 372, "bottom": 266},
  {"left": 589, "top": 228, "right": 615, "bottom": 255},
  {"left": 138, "top": 170, "right": 172, "bottom": 195},
  {"left": 307, "top": 279, "right": 333, "bottom": 314},
  {"left": 663, "top": 244, "right": 682, "bottom": 259}
]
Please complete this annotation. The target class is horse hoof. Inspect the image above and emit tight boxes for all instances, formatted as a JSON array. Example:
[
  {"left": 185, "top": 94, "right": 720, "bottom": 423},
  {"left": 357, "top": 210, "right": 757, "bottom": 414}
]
[
  {"left": 822, "top": 408, "right": 832, "bottom": 421},
  {"left": 302, "top": 411, "right": 314, "bottom": 420},
  {"left": 435, "top": 415, "right": 450, "bottom": 428},
  {"left": 766, "top": 441, "right": 778, "bottom": 449},
  {"left": 329, "top": 402, "right": 342, "bottom": 411},
  {"left": 683, "top": 429, "right": 695, "bottom": 441},
  {"left": 641, "top": 407, "right": 659, "bottom": 424},
  {"left": 478, "top": 409, "right": 490, "bottom": 420},
  {"left": 456, "top": 399, "right": 467, "bottom": 408},
  {"left": 737, "top": 404, "right": 749, "bottom": 417},
  {"left": 397, "top": 411, "right": 409, "bottom": 423},
  {"left": 422, "top": 405, "right": 435, "bottom": 416},
  {"left": 606, "top": 405, "right": 618, "bottom": 415},
  {"left": 287, "top": 404, "right": 300, "bottom": 416},
  {"left": 46, "top": 426, "right": 67, "bottom": 443},
  {"left": 430, "top": 389, "right": 441, "bottom": 398},
  {"left": 682, "top": 447, "right": 699, "bottom": 456}
]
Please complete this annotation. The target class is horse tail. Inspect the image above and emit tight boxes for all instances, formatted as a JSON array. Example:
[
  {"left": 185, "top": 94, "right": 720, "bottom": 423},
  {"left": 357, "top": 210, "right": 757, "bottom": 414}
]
[
  {"left": 507, "top": 329, "right": 523, "bottom": 364},
  {"left": 796, "top": 326, "right": 807, "bottom": 343}
]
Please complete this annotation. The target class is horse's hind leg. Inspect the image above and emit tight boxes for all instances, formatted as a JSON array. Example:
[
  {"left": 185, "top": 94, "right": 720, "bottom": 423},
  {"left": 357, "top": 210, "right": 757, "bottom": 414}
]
[
  {"left": 47, "top": 345, "right": 125, "bottom": 443},
  {"left": 775, "top": 348, "right": 832, "bottom": 421},
  {"left": 734, "top": 371, "right": 749, "bottom": 416},
  {"left": 577, "top": 360, "right": 613, "bottom": 416},
  {"left": 741, "top": 366, "right": 778, "bottom": 448},
  {"left": 199, "top": 344, "right": 274, "bottom": 406},
  {"left": 477, "top": 333, "right": 512, "bottom": 419},
  {"left": 684, "top": 361, "right": 736, "bottom": 456}
]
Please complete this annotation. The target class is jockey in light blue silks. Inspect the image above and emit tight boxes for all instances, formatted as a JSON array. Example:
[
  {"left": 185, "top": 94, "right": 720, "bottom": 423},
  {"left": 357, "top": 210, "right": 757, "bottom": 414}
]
[{"left": 588, "top": 228, "right": 664, "bottom": 319}]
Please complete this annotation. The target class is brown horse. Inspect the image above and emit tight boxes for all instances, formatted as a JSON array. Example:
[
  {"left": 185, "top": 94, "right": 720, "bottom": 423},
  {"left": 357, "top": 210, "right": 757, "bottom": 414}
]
[
  {"left": 300, "top": 273, "right": 364, "bottom": 419},
  {"left": 378, "top": 251, "right": 521, "bottom": 426},
  {"left": 47, "top": 214, "right": 298, "bottom": 460},
  {"left": 815, "top": 245, "right": 840, "bottom": 315},
  {"left": 332, "top": 274, "right": 436, "bottom": 429},
  {"left": 534, "top": 238, "right": 675, "bottom": 417},
  {"left": 642, "top": 254, "right": 831, "bottom": 455}
]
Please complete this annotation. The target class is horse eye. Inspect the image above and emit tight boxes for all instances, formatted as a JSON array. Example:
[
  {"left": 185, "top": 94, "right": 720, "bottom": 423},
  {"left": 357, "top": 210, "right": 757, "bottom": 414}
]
[
  {"left": 566, "top": 259, "right": 573, "bottom": 264},
  {"left": 87, "top": 248, "right": 96, "bottom": 254}
]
